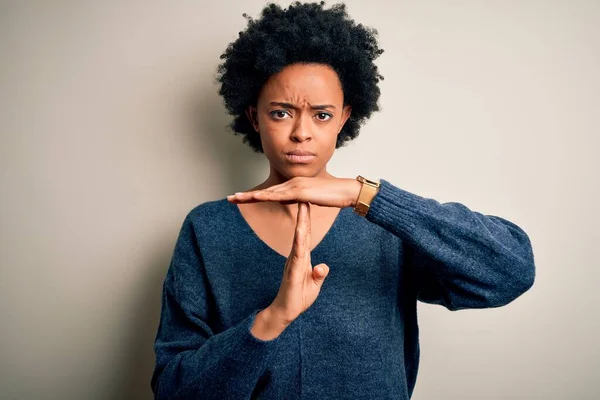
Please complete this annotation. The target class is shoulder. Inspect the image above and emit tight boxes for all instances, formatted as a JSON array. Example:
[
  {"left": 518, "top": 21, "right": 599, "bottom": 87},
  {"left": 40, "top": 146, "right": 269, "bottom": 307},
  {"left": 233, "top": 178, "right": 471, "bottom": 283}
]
[
  {"left": 181, "top": 197, "right": 235, "bottom": 237},
  {"left": 188, "top": 197, "right": 228, "bottom": 218}
]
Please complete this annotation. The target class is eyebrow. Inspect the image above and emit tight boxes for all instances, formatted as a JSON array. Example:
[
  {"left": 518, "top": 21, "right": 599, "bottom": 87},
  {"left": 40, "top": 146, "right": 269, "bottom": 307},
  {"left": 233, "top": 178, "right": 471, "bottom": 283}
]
[{"left": 268, "top": 102, "right": 336, "bottom": 110}]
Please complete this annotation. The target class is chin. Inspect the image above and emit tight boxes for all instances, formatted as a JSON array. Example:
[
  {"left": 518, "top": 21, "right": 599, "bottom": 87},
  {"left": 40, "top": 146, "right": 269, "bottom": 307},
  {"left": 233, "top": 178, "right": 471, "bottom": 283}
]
[{"left": 279, "top": 164, "right": 318, "bottom": 179}]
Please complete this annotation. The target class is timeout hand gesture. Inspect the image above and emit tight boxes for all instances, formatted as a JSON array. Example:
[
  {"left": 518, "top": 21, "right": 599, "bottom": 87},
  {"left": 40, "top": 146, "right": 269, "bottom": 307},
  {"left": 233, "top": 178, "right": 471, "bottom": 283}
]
[
  {"left": 269, "top": 202, "right": 330, "bottom": 325},
  {"left": 227, "top": 176, "right": 362, "bottom": 209}
]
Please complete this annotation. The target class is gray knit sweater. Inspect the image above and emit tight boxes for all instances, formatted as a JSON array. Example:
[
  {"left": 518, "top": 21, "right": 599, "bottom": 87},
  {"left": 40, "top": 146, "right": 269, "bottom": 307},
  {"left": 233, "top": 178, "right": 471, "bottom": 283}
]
[{"left": 151, "top": 178, "right": 535, "bottom": 399}]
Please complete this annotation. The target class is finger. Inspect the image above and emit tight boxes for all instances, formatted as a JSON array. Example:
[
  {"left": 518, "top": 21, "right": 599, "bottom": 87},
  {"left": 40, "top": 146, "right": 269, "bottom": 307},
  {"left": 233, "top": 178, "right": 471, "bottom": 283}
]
[
  {"left": 306, "top": 203, "right": 312, "bottom": 256},
  {"left": 254, "top": 181, "right": 291, "bottom": 195},
  {"left": 231, "top": 190, "right": 280, "bottom": 203},
  {"left": 270, "top": 182, "right": 293, "bottom": 193},
  {"left": 313, "top": 263, "right": 329, "bottom": 285},
  {"left": 291, "top": 203, "right": 309, "bottom": 259},
  {"left": 303, "top": 202, "right": 311, "bottom": 258},
  {"left": 254, "top": 190, "right": 300, "bottom": 204},
  {"left": 305, "top": 203, "right": 312, "bottom": 263},
  {"left": 228, "top": 178, "right": 298, "bottom": 201},
  {"left": 264, "top": 181, "right": 290, "bottom": 192}
]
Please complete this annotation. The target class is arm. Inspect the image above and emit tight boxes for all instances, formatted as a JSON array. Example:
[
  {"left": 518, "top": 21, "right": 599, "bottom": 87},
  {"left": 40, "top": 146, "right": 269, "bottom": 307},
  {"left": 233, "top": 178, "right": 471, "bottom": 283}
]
[
  {"left": 365, "top": 179, "right": 536, "bottom": 311},
  {"left": 151, "top": 214, "right": 285, "bottom": 399}
]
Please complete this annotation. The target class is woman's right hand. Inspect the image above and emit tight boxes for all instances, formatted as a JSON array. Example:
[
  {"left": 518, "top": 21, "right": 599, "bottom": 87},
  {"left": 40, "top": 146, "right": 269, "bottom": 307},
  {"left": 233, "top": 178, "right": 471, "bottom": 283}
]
[{"left": 269, "top": 202, "right": 330, "bottom": 325}]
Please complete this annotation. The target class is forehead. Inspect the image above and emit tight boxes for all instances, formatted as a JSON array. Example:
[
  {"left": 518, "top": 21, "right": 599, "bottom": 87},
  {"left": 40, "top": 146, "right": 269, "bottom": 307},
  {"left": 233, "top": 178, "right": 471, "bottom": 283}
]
[{"left": 258, "top": 63, "right": 344, "bottom": 103}]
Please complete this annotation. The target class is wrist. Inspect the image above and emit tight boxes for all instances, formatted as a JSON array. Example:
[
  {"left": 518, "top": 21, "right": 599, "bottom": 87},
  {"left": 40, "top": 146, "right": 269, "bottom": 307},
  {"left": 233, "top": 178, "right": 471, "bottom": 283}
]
[
  {"left": 347, "top": 178, "right": 363, "bottom": 207},
  {"left": 250, "top": 307, "right": 291, "bottom": 341}
]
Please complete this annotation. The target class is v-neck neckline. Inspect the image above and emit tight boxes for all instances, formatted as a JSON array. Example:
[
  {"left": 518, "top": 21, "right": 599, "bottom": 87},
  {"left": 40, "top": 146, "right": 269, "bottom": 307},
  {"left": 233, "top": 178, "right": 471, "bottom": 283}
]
[{"left": 228, "top": 199, "right": 345, "bottom": 260}]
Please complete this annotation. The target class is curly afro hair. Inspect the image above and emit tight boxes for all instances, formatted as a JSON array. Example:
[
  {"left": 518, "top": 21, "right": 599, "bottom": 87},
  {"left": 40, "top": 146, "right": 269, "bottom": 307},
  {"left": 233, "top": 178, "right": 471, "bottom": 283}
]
[{"left": 215, "top": 1, "right": 384, "bottom": 153}]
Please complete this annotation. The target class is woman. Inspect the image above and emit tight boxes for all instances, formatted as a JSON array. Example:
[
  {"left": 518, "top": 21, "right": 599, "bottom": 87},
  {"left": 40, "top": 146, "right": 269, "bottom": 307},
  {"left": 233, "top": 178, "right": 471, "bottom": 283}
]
[{"left": 151, "top": 2, "right": 536, "bottom": 399}]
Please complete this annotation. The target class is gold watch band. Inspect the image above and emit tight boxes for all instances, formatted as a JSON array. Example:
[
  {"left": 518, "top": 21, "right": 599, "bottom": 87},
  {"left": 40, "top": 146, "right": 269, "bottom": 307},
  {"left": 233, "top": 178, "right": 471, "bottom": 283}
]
[{"left": 353, "top": 175, "right": 380, "bottom": 217}]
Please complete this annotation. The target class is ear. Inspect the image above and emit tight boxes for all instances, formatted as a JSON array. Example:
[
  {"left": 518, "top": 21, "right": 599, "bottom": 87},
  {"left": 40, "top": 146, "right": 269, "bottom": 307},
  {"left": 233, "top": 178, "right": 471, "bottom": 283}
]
[
  {"left": 338, "top": 105, "right": 352, "bottom": 134},
  {"left": 245, "top": 106, "right": 259, "bottom": 132}
]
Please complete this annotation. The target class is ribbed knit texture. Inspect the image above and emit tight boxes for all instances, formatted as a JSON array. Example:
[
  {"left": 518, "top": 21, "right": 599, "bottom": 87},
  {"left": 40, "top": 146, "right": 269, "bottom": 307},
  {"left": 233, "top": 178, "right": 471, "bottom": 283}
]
[{"left": 151, "top": 178, "right": 535, "bottom": 399}]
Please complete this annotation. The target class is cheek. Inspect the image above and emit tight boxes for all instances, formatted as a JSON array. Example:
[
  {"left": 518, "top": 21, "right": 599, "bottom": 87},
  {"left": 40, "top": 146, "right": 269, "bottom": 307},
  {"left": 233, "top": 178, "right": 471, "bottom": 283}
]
[
  {"left": 258, "top": 129, "right": 286, "bottom": 163},
  {"left": 259, "top": 120, "right": 295, "bottom": 150},
  {"left": 259, "top": 126, "right": 283, "bottom": 149}
]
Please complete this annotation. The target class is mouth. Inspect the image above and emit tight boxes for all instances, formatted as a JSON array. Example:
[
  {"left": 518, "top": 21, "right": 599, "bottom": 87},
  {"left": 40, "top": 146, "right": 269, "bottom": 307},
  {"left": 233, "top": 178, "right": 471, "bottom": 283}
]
[{"left": 285, "top": 151, "right": 316, "bottom": 164}]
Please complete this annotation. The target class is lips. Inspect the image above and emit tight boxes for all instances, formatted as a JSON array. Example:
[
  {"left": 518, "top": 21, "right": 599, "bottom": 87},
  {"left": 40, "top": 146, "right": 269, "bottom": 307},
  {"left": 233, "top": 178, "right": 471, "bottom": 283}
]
[
  {"left": 286, "top": 150, "right": 316, "bottom": 156},
  {"left": 285, "top": 150, "right": 316, "bottom": 164}
]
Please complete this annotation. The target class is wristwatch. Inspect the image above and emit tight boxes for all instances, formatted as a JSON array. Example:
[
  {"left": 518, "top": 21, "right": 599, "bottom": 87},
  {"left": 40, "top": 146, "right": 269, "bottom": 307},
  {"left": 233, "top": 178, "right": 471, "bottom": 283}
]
[{"left": 353, "top": 175, "right": 380, "bottom": 217}]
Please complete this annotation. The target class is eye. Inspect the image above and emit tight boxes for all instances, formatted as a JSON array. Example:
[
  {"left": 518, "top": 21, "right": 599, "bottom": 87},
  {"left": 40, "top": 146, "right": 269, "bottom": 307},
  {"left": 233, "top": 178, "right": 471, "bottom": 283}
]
[
  {"left": 315, "top": 112, "right": 332, "bottom": 121},
  {"left": 269, "top": 110, "right": 290, "bottom": 119}
]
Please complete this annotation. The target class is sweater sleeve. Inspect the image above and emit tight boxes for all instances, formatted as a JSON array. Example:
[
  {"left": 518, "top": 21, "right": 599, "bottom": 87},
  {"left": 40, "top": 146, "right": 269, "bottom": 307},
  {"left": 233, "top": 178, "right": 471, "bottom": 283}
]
[
  {"left": 366, "top": 179, "right": 536, "bottom": 311},
  {"left": 151, "top": 213, "right": 281, "bottom": 399}
]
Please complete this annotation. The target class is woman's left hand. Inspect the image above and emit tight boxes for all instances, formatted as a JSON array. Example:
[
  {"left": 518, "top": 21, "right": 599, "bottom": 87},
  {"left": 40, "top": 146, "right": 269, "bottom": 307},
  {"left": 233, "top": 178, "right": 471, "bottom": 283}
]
[{"left": 226, "top": 177, "right": 363, "bottom": 209}]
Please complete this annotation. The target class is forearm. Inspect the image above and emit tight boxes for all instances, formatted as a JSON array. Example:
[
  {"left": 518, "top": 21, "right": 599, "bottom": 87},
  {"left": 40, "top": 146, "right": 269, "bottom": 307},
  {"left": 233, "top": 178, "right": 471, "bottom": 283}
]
[{"left": 366, "top": 178, "right": 535, "bottom": 310}]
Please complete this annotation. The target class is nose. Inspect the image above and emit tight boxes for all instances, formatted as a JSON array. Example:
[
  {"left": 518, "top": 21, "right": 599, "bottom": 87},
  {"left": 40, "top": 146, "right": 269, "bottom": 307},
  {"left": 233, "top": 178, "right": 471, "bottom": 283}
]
[{"left": 290, "top": 113, "right": 312, "bottom": 143}]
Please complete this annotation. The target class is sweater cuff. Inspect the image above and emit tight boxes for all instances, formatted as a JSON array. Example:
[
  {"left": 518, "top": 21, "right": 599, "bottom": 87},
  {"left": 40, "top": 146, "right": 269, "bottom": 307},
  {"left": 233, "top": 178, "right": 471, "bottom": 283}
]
[
  {"left": 226, "top": 308, "right": 282, "bottom": 368},
  {"left": 365, "top": 178, "right": 432, "bottom": 241}
]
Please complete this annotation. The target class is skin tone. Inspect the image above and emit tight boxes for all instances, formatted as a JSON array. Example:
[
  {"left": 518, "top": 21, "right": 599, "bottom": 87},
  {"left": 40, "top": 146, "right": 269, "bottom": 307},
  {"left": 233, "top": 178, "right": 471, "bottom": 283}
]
[{"left": 226, "top": 62, "right": 370, "bottom": 340}]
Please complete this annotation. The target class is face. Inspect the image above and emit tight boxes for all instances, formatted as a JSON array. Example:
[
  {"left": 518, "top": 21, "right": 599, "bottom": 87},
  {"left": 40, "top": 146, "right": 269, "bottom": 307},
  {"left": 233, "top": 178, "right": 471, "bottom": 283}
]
[{"left": 246, "top": 63, "right": 352, "bottom": 180}]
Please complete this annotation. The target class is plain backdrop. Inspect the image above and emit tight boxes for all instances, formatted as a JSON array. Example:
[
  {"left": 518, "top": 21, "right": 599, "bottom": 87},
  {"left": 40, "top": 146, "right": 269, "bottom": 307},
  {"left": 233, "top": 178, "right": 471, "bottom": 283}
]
[{"left": 1, "top": 0, "right": 598, "bottom": 399}]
